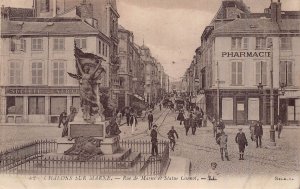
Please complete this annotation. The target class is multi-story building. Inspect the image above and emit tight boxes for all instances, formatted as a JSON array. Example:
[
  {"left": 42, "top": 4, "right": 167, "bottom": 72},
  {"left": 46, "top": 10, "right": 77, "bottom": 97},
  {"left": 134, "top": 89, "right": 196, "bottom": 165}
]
[
  {"left": 0, "top": 17, "right": 110, "bottom": 124},
  {"left": 196, "top": 0, "right": 300, "bottom": 125},
  {"left": 33, "top": 0, "right": 120, "bottom": 102}
]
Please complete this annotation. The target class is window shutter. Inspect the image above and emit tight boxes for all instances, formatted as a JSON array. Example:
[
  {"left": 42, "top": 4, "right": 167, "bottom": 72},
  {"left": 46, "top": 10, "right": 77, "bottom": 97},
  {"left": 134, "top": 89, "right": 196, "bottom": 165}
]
[
  {"left": 237, "top": 62, "right": 243, "bottom": 85},
  {"left": 22, "top": 39, "right": 26, "bottom": 52},
  {"left": 287, "top": 61, "right": 293, "bottom": 86},
  {"left": 262, "top": 62, "right": 267, "bottom": 85},
  {"left": 279, "top": 61, "right": 286, "bottom": 85},
  {"left": 256, "top": 61, "right": 260, "bottom": 84},
  {"left": 231, "top": 38, "right": 235, "bottom": 49},
  {"left": 231, "top": 62, "right": 236, "bottom": 85},
  {"left": 243, "top": 38, "right": 248, "bottom": 50}
]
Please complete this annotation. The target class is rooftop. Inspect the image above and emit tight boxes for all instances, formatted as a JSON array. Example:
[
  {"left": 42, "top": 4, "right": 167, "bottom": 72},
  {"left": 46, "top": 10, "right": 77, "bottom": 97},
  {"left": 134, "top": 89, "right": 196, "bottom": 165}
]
[{"left": 1, "top": 18, "right": 99, "bottom": 36}]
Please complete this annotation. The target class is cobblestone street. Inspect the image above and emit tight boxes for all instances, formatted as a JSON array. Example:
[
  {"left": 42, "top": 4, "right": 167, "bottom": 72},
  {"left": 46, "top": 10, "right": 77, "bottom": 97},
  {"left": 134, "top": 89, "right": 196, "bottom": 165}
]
[{"left": 1, "top": 107, "right": 300, "bottom": 179}]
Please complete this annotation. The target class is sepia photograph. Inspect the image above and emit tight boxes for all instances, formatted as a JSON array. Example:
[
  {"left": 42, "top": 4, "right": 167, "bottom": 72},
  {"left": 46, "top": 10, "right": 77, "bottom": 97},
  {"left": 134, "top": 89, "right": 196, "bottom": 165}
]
[{"left": 0, "top": 0, "right": 299, "bottom": 188}]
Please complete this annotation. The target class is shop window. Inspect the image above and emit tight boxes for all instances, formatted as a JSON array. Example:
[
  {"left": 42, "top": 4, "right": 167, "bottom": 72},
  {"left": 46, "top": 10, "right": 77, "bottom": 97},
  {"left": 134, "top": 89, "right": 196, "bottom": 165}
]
[
  {"left": 256, "top": 61, "right": 267, "bottom": 85},
  {"left": 222, "top": 98, "right": 233, "bottom": 120},
  {"left": 50, "top": 97, "right": 67, "bottom": 115},
  {"left": 248, "top": 98, "right": 259, "bottom": 120},
  {"left": 32, "top": 62, "right": 43, "bottom": 85},
  {"left": 53, "top": 38, "right": 65, "bottom": 51},
  {"left": 280, "top": 37, "right": 292, "bottom": 50},
  {"left": 72, "top": 97, "right": 80, "bottom": 111},
  {"left": 75, "top": 38, "right": 87, "bottom": 49},
  {"left": 288, "top": 99, "right": 296, "bottom": 121},
  {"left": 231, "top": 62, "right": 243, "bottom": 85},
  {"left": 53, "top": 61, "right": 65, "bottom": 85},
  {"left": 28, "top": 97, "right": 45, "bottom": 114},
  {"left": 31, "top": 38, "right": 43, "bottom": 51},
  {"left": 6, "top": 97, "right": 23, "bottom": 114},
  {"left": 9, "top": 61, "right": 22, "bottom": 85},
  {"left": 279, "top": 61, "right": 293, "bottom": 86}
]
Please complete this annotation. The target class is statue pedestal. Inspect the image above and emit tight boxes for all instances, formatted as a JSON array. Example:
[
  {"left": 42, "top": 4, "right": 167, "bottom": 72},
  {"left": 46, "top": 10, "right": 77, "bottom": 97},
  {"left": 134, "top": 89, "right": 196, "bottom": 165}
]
[
  {"left": 56, "top": 138, "right": 74, "bottom": 154},
  {"left": 100, "top": 135, "right": 120, "bottom": 154}
]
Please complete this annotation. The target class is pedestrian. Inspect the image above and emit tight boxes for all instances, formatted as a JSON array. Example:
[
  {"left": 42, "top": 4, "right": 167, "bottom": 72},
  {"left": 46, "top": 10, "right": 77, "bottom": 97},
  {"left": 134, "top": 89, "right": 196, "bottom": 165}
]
[
  {"left": 61, "top": 115, "right": 69, "bottom": 137},
  {"left": 159, "top": 103, "right": 162, "bottom": 111},
  {"left": 194, "top": 107, "right": 203, "bottom": 128},
  {"left": 235, "top": 128, "right": 248, "bottom": 160},
  {"left": 249, "top": 121, "right": 256, "bottom": 142},
  {"left": 208, "top": 162, "right": 219, "bottom": 180},
  {"left": 202, "top": 113, "right": 207, "bottom": 127},
  {"left": 58, "top": 110, "right": 67, "bottom": 128},
  {"left": 150, "top": 125, "right": 158, "bottom": 156},
  {"left": 148, "top": 111, "right": 154, "bottom": 130},
  {"left": 276, "top": 119, "right": 283, "bottom": 138},
  {"left": 212, "top": 116, "right": 217, "bottom": 137},
  {"left": 216, "top": 131, "right": 230, "bottom": 161},
  {"left": 254, "top": 120, "right": 263, "bottom": 148},
  {"left": 190, "top": 112, "right": 197, "bottom": 135},
  {"left": 125, "top": 108, "right": 130, "bottom": 126},
  {"left": 177, "top": 109, "right": 185, "bottom": 125},
  {"left": 167, "top": 126, "right": 179, "bottom": 151},
  {"left": 217, "top": 118, "right": 225, "bottom": 132},
  {"left": 183, "top": 116, "right": 191, "bottom": 136},
  {"left": 130, "top": 111, "right": 138, "bottom": 134},
  {"left": 116, "top": 110, "right": 122, "bottom": 126}
]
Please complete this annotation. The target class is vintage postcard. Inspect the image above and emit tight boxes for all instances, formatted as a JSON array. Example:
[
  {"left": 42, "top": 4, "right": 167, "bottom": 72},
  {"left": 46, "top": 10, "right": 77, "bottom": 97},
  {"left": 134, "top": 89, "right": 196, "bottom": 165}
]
[{"left": 0, "top": 0, "right": 299, "bottom": 189}]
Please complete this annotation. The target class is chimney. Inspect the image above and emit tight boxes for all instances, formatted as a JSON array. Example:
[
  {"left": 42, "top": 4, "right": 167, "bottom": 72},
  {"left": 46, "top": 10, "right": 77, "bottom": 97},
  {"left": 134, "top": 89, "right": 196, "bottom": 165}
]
[
  {"left": 270, "top": 1, "right": 282, "bottom": 23},
  {"left": 276, "top": 0, "right": 282, "bottom": 23}
]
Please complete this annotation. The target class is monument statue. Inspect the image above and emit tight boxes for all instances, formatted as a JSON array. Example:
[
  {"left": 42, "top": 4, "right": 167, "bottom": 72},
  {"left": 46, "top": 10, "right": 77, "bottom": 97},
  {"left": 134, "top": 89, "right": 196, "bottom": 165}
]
[{"left": 68, "top": 46, "right": 106, "bottom": 123}]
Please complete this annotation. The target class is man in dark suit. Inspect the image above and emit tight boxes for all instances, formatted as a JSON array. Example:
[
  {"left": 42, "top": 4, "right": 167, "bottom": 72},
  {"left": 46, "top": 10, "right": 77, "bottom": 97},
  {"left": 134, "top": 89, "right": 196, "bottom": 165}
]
[
  {"left": 151, "top": 125, "right": 158, "bottom": 156},
  {"left": 148, "top": 111, "right": 154, "bottom": 130},
  {"left": 235, "top": 128, "right": 248, "bottom": 160},
  {"left": 254, "top": 121, "right": 263, "bottom": 148}
]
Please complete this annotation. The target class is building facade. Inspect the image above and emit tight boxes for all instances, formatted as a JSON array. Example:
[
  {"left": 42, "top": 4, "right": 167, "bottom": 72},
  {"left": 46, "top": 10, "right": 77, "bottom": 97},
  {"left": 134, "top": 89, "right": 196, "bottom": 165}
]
[
  {"left": 0, "top": 17, "right": 110, "bottom": 124},
  {"left": 195, "top": 0, "right": 300, "bottom": 125}
]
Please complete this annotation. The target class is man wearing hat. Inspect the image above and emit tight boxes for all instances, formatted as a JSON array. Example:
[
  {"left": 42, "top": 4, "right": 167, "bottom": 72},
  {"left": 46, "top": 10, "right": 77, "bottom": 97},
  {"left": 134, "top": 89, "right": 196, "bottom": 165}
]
[
  {"left": 235, "top": 128, "right": 248, "bottom": 160},
  {"left": 150, "top": 125, "right": 158, "bottom": 156},
  {"left": 216, "top": 131, "right": 229, "bottom": 161}
]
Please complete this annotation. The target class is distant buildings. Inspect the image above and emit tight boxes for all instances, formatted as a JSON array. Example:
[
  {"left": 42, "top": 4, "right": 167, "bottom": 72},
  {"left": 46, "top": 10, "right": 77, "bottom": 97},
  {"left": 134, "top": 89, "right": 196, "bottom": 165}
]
[
  {"left": 0, "top": 0, "right": 167, "bottom": 124},
  {"left": 184, "top": 0, "right": 300, "bottom": 125}
]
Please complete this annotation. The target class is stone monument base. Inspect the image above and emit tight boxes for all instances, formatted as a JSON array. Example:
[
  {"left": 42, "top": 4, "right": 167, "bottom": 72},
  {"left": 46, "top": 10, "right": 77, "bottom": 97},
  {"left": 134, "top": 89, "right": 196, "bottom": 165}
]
[{"left": 100, "top": 135, "right": 120, "bottom": 154}]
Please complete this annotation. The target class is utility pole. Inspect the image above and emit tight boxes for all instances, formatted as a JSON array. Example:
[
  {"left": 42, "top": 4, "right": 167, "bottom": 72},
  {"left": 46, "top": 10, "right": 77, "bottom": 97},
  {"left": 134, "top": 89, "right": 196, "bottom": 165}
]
[
  {"left": 269, "top": 41, "right": 276, "bottom": 146},
  {"left": 216, "top": 61, "right": 220, "bottom": 119}
]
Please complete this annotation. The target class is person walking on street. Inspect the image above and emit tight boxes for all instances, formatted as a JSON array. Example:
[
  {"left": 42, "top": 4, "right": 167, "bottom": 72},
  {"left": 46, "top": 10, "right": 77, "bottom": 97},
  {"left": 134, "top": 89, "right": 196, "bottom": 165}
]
[
  {"left": 202, "top": 113, "right": 207, "bottom": 127},
  {"left": 130, "top": 111, "right": 138, "bottom": 134},
  {"left": 183, "top": 115, "right": 191, "bottom": 136},
  {"left": 217, "top": 118, "right": 225, "bottom": 132},
  {"left": 212, "top": 116, "right": 217, "bottom": 137},
  {"left": 249, "top": 121, "right": 256, "bottom": 142},
  {"left": 58, "top": 110, "right": 67, "bottom": 128},
  {"left": 148, "top": 111, "right": 154, "bottom": 130},
  {"left": 177, "top": 109, "right": 185, "bottom": 125},
  {"left": 276, "top": 119, "right": 283, "bottom": 138},
  {"left": 125, "top": 108, "right": 130, "bottom": 126},
  {"left": 151, "top": 125, "right": 158, "bottom": 156},
  {"left": 216, "top": 131, "right": 229, "bottom": 161},
  {"left": 235, "top": 128, "right": 248, "bottom": 160},
  {"left": 159, "top": 103, "right": 162, "bottom": 111},
  {"left": 167, "top": 126, "right": 179, "bottom": 151},
  {"left": 254, "top": 121, "right": 263, "bottom": 148},
  {"left": 190, "top": 112, "right": 197, "bottom": 135}
]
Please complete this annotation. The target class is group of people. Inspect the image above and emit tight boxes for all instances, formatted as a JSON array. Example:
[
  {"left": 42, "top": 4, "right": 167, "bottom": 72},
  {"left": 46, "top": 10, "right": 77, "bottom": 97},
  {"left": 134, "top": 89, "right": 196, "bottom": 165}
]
[{"left": 177, "top": 106, "right": 207, "bottom": 136}]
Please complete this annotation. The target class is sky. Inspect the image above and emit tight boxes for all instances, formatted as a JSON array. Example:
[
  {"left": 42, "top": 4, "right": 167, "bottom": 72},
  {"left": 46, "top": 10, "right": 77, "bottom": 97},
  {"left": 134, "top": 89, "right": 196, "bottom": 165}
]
[{"left": 1, "top": 0, "right": 300, "bottom": 81}]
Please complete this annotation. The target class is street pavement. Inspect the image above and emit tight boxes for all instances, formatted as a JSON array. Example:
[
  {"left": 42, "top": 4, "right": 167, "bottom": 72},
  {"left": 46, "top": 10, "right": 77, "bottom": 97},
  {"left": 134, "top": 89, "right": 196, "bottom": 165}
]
[{"left": 0, "top": 106, "right": 300, "bottom": 178}]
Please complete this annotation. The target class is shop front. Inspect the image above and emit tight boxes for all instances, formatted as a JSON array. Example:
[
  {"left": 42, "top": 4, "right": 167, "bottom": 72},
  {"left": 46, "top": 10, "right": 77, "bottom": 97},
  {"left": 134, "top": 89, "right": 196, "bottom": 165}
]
[
  {"left": 4, "top": 86, "right": 80, "bottom": 124},
  {"left": 205, "top": 89, "right": 278, "bottom": 125},
  {"left": 279, "top": 90, "right": 300, "bottom": 125}
]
